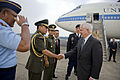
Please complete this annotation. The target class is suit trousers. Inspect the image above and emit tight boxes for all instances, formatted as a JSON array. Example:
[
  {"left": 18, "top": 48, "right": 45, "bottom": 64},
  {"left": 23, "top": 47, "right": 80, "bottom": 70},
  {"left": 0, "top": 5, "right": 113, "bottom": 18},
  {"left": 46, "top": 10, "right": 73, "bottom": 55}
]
[
  {"left": 108, "top": 51, "right": 116, "bottom": 61},
  {"left": 53, "top": 58, "right": 57, "bottom": 76},
  {"left": 28, "top": 70, "right": 42, "bottom": 80}
]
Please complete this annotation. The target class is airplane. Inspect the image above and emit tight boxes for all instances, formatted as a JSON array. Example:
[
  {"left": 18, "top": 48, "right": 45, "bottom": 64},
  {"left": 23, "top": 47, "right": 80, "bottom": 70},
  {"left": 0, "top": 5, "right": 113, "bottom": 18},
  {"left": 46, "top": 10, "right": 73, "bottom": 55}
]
[{"left": 55, "top": 1, "right": 120, "bottom": 39}]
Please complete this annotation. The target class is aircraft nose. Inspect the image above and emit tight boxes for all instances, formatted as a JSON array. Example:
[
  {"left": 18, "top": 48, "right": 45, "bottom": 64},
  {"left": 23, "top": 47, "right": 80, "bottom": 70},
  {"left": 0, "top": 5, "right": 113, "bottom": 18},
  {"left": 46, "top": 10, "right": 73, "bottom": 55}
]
[
  {"left": 55, "top": 17, "right": 62, "bottom": 27},
  {"left": 55, "top": 19, "right": 58, "bottom": 25}
]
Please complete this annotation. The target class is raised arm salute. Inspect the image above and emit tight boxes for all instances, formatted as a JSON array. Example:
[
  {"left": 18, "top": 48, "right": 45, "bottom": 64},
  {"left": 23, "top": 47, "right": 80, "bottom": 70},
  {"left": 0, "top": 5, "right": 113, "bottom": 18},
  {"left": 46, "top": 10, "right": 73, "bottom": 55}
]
[{"left": 0, "top": 0, "right": 30, "bottom": 80}]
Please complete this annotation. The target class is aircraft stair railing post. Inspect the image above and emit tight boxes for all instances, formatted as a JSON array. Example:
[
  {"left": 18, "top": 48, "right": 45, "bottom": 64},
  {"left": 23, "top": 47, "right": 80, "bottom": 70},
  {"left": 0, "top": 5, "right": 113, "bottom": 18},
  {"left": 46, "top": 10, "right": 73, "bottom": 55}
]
[
  {"left": 90, "top": 19, "right": 108, "bottom": 62},
  {"left": 102, "top": 22, "right": 108, "bottom": 62}
]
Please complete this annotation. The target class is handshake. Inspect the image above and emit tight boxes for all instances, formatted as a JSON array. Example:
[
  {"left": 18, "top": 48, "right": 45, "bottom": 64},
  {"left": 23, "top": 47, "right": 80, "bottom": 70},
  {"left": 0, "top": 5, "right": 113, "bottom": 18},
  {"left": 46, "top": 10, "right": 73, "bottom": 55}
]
[{"left": 56, "top": 54, "right": 64, "bottom": 60}]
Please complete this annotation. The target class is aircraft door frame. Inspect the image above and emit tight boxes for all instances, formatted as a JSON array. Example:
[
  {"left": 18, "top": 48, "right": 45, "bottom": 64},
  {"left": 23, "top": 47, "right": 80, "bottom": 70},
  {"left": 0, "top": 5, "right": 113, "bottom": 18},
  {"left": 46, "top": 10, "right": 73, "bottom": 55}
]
[{"left": 86, "top": 13, "right": 93, "bottom": 23}]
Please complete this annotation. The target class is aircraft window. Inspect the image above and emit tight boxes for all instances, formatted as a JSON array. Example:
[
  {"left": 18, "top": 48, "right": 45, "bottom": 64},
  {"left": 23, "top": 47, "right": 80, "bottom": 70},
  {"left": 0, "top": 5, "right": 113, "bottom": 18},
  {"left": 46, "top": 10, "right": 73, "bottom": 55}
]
[{"left": 117, "top": 17, "right": 119, "bottom": 19}]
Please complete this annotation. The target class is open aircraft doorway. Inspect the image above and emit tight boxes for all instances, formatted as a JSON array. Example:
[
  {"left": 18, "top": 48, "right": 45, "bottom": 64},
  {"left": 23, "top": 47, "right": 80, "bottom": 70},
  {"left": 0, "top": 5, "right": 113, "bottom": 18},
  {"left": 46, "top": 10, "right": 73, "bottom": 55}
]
[{"left": 93, "top": 13, "right": 99, "bottom": 21}]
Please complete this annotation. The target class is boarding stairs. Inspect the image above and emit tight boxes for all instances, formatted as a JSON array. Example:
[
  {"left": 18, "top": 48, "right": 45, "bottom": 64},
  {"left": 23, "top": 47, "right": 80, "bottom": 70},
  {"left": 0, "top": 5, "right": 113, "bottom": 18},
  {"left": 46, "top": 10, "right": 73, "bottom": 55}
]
[{"left": 91, "top": 21, "right": 108, "bottom": 61}]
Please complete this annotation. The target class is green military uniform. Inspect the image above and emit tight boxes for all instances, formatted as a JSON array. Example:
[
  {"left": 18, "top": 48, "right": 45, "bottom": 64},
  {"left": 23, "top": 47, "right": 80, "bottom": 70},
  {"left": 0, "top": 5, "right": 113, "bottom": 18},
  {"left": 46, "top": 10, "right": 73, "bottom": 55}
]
[
  {"left": 25, "top": 19, "right": 48, "bottom": 80},
  {"left": 43, "top": 24, "right": 56, "bottom": 80}
]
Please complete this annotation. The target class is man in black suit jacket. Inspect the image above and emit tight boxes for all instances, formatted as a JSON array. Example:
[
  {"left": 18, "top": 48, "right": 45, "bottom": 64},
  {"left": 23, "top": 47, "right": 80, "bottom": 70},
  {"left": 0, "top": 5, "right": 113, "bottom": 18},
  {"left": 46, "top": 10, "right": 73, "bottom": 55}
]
[
  {"left": 108, "top": 38, "right": 117, "bottom": 62},
  {"left": 66, "top": 24, "right": 80, "bottom": 80},
  {"left": 59, "top": 23, "right": 103, "bottom": 80},
  {"left": 53, "top": 30, "right": 60, "bottom": 78}
]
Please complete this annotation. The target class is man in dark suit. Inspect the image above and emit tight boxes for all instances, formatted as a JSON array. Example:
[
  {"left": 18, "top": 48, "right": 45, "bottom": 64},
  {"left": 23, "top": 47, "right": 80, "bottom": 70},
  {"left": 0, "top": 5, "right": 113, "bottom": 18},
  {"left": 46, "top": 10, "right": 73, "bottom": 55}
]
[
  {"left": 59, "top": 23, "right": 103, "bottom": 80},
  {"left": 108, "top": 38, "right": 117, "bottom": 62},
  {"left": 53, "top": 30, "right": 60, "bottom": 78},
  {"left": 65, "top": 24, "right": 80, "bottom": 80}
]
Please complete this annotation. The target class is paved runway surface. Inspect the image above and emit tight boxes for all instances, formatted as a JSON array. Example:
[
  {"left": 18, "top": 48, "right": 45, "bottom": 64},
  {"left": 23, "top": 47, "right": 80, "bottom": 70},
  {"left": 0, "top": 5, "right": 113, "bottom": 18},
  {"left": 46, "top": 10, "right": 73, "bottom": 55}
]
[{"left": 15, "top": 46, "right": 120, "bottom": 80}]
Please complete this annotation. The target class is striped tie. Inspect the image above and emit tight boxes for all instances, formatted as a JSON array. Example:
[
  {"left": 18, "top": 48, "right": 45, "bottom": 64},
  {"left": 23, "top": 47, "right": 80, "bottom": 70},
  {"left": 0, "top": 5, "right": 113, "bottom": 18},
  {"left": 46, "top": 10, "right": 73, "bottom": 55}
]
[{"left": 80, "top": 38, "right": 85, "bottom": 50}]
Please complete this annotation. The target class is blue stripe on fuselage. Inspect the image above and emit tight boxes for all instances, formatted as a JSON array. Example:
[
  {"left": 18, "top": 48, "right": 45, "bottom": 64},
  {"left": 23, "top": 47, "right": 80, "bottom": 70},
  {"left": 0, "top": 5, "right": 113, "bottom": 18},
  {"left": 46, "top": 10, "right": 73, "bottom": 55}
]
[{"left": 58, "top": 14, "right": 120, "bottom": 22}]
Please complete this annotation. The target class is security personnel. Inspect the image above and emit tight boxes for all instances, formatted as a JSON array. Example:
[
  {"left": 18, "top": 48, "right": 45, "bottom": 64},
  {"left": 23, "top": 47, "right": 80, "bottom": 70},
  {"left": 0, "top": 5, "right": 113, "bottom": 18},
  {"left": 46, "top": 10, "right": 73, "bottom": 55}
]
[
  {"left": 25, "top": 20, "right": 59, "bottom": 80},
  {"left": 65, "top": 24, "right": 81, "bottom": 80},
  {"left": 43, "top": 24, "right": 56, "bottom": 80},
  {"left": 0, "top": 0, "right": 30, "bottom": 80},
  {"left": 108, "top": 38, "right": 117, "bottom": 62}
]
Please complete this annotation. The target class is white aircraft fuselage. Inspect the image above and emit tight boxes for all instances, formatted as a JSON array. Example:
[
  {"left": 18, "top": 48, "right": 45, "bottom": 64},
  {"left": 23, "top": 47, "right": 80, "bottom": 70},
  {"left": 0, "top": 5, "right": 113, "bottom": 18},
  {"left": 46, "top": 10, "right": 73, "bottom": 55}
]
[{"left": 55, "top": 2, "right": 120, "bottom": 39}]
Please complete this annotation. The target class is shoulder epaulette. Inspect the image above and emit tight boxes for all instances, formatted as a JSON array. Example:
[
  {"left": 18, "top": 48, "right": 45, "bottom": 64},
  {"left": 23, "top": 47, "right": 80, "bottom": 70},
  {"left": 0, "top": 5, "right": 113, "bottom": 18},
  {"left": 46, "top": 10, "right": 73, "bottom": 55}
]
[
  {"left": 38, "top": 35, "right": 44, "bottom": 39},
  {"left": 39, "top": 36, "right": 44, "bottom": 39},
  {"left": 35, "top": 32, "right": 44, "bottom": 39},
  {"left": 0, "top": 22, "right": 7, "bottom": 27}
]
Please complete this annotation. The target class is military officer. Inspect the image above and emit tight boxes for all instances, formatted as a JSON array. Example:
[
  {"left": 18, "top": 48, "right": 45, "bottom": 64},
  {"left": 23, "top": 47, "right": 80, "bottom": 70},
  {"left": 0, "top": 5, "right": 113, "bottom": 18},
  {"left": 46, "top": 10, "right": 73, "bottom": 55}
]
[
  {"left": 43, "top": 24, "right": 56, "bottom": 80},
  {"left": 0, "top": 0, "right": 30, "bottom": 80},
  {"left": 65, "top": 24, "right": 81, "bottom": 80},
  {"left": 25, "top": 20, "right": 59, "bottom": 80}
]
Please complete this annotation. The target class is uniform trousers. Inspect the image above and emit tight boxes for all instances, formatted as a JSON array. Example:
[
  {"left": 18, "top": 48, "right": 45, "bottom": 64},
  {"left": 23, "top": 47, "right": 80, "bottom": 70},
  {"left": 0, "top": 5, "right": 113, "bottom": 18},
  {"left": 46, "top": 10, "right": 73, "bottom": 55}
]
[
  {"left": 28, "top": 70, "right": 42, "bottom": 80},
  {"left": 43, "top": 64, "right": 54, "bottom": 80},
  {"left": 0, "top": 65, "right": 16, "bottom": 80},
  {"left": 66, "top": 59, "right": 77, "bottom": 77}
]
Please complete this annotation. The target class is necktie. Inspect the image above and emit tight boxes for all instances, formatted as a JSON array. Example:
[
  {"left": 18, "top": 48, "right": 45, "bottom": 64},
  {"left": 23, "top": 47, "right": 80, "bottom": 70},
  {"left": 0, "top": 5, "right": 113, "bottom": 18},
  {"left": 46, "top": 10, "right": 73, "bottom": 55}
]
[
  {"left": 56, "top": 39, "right": 58, "bottom": 46},
  {"left": 78, "top": 34, "right": 79, "bottom": 37},
  {"left": 80, "top": 38, "right": 85, "bottom": 50}
]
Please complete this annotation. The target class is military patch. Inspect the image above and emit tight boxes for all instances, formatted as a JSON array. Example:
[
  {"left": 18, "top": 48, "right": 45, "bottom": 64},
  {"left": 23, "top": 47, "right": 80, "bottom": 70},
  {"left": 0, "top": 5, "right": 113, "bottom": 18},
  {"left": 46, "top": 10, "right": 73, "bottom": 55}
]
[{"left": 71, "top": 37, "right": 74, "bottom": 41}]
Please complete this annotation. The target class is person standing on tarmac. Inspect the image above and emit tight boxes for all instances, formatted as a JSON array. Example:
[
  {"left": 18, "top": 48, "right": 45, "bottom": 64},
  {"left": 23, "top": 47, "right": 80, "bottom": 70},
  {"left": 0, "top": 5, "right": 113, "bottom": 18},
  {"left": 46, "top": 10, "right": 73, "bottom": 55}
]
[
  {"left": 43, "top": 24, "right": 56, "bottom": 80},
  {"left": 25, "top": 20, "right": 59, "bottom": 80},
  {"left": 65, "top": 24, "right": 81, "bottom": 80},
  {"left": 0, "top": 0, "right": 30, "bottom": 80},
  {"left": 53, "top": 30, "right": 61, "bottom": 78}
]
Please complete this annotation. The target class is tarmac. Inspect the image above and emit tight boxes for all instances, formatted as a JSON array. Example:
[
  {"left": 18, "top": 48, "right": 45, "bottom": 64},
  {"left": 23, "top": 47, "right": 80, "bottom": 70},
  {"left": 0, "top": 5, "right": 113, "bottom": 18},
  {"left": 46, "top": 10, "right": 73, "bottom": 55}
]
[{"left": 15, "top": 46, "right": 120, "bottom": 80}]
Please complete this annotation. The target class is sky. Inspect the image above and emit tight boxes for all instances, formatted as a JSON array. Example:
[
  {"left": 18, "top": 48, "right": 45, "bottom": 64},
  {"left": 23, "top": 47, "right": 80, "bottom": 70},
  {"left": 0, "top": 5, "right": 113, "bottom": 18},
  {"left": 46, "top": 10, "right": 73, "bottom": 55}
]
[{"left": 11, "top": 0, "right": 118, "bottom": 37}]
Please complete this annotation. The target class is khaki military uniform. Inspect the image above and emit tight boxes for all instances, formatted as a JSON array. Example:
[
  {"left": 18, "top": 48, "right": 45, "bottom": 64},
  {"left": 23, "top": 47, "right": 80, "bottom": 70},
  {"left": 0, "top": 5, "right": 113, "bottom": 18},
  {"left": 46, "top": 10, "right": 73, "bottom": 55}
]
[
  {"left": 25, "top": 30, "right": 46, "bottom": 80},
  {"left": 43, "top": 35, "right": 56, "bottom": 80}
]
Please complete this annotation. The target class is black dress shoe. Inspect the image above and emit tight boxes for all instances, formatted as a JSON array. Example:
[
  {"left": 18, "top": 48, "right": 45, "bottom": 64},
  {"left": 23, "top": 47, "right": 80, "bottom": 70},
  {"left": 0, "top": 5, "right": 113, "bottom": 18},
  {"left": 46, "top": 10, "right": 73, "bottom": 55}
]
[
  {"left": 65, "top": 75, "right": 69, "bottom": 80},
  {"left": 53, "top": 75, "right": 58, "bottom": 78},
  {"left": 113, "top": 60, "right": 116, "bottom": 63},
  {"left": 74, "top": 72, "right": 77, "bottom": 76}
]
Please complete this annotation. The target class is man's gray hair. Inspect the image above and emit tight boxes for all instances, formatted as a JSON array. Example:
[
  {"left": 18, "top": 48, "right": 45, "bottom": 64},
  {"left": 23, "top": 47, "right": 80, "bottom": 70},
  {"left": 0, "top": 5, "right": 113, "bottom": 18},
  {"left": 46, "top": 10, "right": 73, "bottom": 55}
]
[{"left": 81, "top": 23, "right": 93, "bottom": 33}]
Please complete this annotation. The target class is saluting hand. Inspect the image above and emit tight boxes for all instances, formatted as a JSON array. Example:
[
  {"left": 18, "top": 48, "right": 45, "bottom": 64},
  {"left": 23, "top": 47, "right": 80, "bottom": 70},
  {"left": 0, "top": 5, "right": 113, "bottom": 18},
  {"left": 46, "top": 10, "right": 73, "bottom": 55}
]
[{"left": 14, "top": 15, "right": 28, "bottom": 27}]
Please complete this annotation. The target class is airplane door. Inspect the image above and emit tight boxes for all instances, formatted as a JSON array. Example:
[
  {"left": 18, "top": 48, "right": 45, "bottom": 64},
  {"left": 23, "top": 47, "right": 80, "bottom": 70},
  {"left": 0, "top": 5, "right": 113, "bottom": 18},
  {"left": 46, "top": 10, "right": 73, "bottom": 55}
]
[
  {"left": 86, "top": 13, "right": 92, "bottom": 23},
  {"left": 93, "top": 13, "right": 99, "bottom": 21}
]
